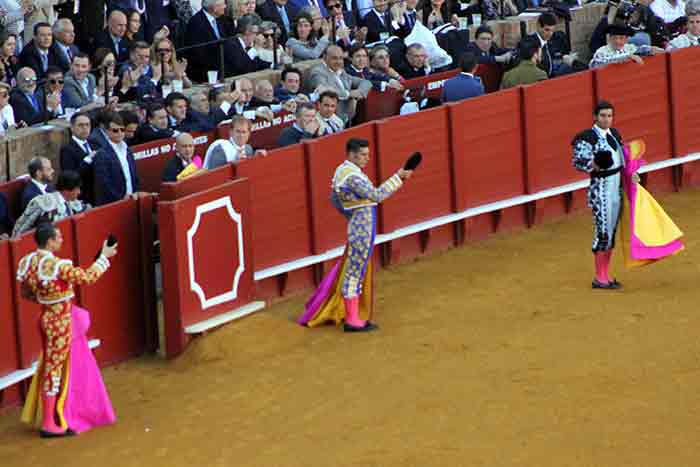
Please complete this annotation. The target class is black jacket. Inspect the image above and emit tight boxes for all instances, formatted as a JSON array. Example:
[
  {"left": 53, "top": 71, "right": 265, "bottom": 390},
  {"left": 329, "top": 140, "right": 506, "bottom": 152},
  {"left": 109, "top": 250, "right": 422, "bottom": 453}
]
[{"left": 60, "top": 139, "right": 96, "bottom": 204}]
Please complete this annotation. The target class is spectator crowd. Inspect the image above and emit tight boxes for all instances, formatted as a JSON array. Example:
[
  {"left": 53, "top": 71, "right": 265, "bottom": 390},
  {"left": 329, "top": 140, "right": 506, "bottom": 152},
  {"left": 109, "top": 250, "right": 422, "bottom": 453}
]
[{"left": 0, "top": 0, "right": 699, "bottom": 238}]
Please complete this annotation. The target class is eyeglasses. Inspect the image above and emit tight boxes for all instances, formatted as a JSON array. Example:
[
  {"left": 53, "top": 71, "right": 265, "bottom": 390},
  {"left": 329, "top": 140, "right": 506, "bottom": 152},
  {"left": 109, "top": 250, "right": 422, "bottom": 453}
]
[
  {"left": 21, "top": 76, "right": 37, "bottom": 82},
  {"left": 157, "top": 48, "right": 172, "bottom": 53},
  {"left": 48, "top": 79, "right": 65, "bottom": 85},
  {"left": 108, "top": 127, "right": 125, "bottom": 133},
  {"left": 262, "top": 32, "right": 275, "bottom": 38}
]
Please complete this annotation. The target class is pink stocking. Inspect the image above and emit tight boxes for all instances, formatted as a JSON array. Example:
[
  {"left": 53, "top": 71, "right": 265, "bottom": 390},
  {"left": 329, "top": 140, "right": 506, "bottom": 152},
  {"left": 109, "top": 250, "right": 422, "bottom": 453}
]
[
  {"left": 343, "top": 297, "right": 366, "bottom": 327},
  {"left": 594, "top": 252, "right": 608, "bottom": 283}
]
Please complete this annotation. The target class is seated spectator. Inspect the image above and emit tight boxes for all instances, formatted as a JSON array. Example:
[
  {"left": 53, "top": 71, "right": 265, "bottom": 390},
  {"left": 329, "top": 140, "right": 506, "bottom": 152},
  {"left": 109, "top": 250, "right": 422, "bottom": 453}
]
[
  {"left": 0, "top": 192, "right": 13, "bottom": 239},
  {"left": 183, "top": 0, "right": 237, "bottom": 83},
  {"left": 255, "top": 21, "right": 294, "bottom": 66},
  {"left": 0, "top": 1, "right": 24, "bottom": 51},
  {"left": 162, "top": 133, "right": 197, "bottom": 182},
  {"left": 347, "top": 44, "right": 404, "bottom": 91},
  {"left": 151, "top": 37, "right": 192, "bottom": 88},
  {"left": 465, "top": 25, "right": 513, "bottom": 66},
  {"left": 274, "top": 66, "right": 311, "bottom": 102},
  {"left": 94, "top": 10, "right": 132, "bottom": 63},
  {"left": 51, "top": 19, "right": 80, "bottom": 74},
  {"left": 92, "top": 48, "right": 127, "bottom": 103},
  {"left": 133, "top": 103, "right": 176, "bottom": 144},
  {"left": 0, "top": 82, "right": 17, "bottom": 133},
  {"left": 364, "top": 0, "right": 400, "bottom": 43},
  {"left": 0, "top": 33, "right": 19, "bottom": 86},
  {"left": 287, "top": 11, "right": 331, "bottom": 61},
  {"left": 591, "top": 5, "right": 668, "bottom": 53},
  {"left": 35, "top": 66, "right": 67, "bottom": 117},
  {"left": 18, "top": 22, "right": 63, "bottom": 80},
  {"left": 120, "top": 110, "right": 140, "bottom": 144},
  {"left": 229, "top": 14, "right": 274, "bottom": 76},
  {"left": 212, "top": 78, "right": 275, "bottom": 123},
  {"left": 500, "top": 38, "right": 547, "bottom": 89},
  {"left": 123, "top": 9, "right": 145, "bottom": 43},
  {"left": 667, "top": 4, "right": 700, "bottom": 48},
  {"left": 442, "top": 52, "right": 484, "bottom": 102},
  {"left": 189, "top": 91, "right": 213, "bottom": 125},
  {"left": 63, "top": 53, "right": 98, "bottom": 109},
  {"left": 650, "top": 0, "right": 686, "bottom": 24},
  {"left": 203, "top": 116, "right": 267, "bottom": 169},
  {"left": 396, "top": 43, "right": 434, "bottom": 79},
  {"left": 93, "top": 112, "right": 140, "bottom": 206},
  {"left": 20, "top": 157, "right": 55, "bottom": 213},
  {"left": 60, "top": 112, "right": 96, "bottom": 204},
  {"left": 306, "top": 45, "right": 372, "bottom": 123},
  {"left": 316, "top": 90, "right": 344, "bottom": 134},
  {"left": 257, "top": 0, "right": 294, "bottom": 46},
  {"left": 12, "top": 170, "right": 88, "bottom": 237},
  {"left": 251, "top": 79, "right": 298, "bottom": 113},
  {"left": 369, "top": 45, "right": 405, "bottom": 82},
  {"left": 166, "top": 92, "right": 215, "bottom": 132},
  {"left": 118, "top": 41, "right": 160, "bottom": 102},
  {"left": 418, "top": 0, "right": 459, "bottom": 30},
  {"left": 10, "top": 67, "right": 50, "bottom": 126},
  {"left": 277, "top": 102, "right": 321, "bottom": 146},
  {"left": 528, "top": 12, "right": 578, "bottom": 78},
  {"left": 589, "top": 24, "right": 664, "bottom": 68},
  {"left": 325, "top": 0, "right": 363, "bottom": 50}
]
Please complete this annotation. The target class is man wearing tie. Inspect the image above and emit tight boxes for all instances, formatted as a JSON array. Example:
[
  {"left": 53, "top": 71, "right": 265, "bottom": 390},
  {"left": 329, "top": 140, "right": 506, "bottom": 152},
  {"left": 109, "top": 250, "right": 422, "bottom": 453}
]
[
  {"left": 364, "top": 0, "right": 392, "bottom": 43},
  {"left": 51, "top": 19, "right": 80, "bottom": 74},
  {"left": 12, "top": 171, "right": 89, "bottom": 237},
  {"left": 315, "top": 90, "right": 345, "bottom": 135},
  {"left": 258, "top": 0, "right": 293, "bottom": 45},
  {"left": 18, "top": 23, "right": 62, "bottom": 80},
  {"left": 60, "top": 112, "right": 96, "bottom": 204},
  {"left": 9, "top": 67, "right": 50, "bottom": 126},
  {"left": 184, "top": 0, "right": 238, "bottom": 82},
  {"left": 527, "top": 12, "right": 577, "bottom": 78},
  {"left": 94, "top": 10, "right": 132, "bottom": 63}
]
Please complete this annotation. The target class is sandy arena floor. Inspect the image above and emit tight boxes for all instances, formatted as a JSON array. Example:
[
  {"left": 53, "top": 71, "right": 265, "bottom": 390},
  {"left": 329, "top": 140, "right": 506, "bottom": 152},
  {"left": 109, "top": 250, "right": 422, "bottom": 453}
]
[{"left": 2, "top": 188, "right": 700, "bottom": 467}]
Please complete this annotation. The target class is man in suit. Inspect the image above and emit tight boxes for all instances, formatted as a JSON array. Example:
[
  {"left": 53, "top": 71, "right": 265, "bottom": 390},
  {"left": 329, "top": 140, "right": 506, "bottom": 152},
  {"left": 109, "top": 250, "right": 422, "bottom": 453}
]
[
  {"left": 306, "top": 45, "right": 372, "bottom": 124},
  {"left": 133, "top": 103, "right": 176, "bottom": 144},
  {"left": 88, "top": 110, "right": 115, "bottom": 151},
  {"left": 51, "top": 19, "right": 81, "bottom": 74},
  {"left": 18, "top": 23, "right": 64, "bottom": 80},
  {"left": 258, "top": 0, "right": 294, "bottom": 45},
  {"left": 229, "top": 14, "right": 273, "bottom": 77},
  {"left": 184, "top": 0, "right": 237, "bottom": 82},
  {"left": 60, "top": 112, "right": 96, "bottom": 204},
  {"left": 500, "top": 38, "right": 548, "bottom": 90},
  {"left": 316, "top": 90, "right": 345, "bottom": 135},
  {"left": 364, "top": 0, "right": 394, "bottom": 43},
  {"left": 274, "top": 66, "right": 310, "bottom": 102},
  {"left": 93, "top": 10, "right": 132, "bottom": 63},
  {"left": 0, "top": 192, "right": 13, "bottom": 238},
  {"left": 396, "top": 43, "right": 432, "bottom": 79},
  {"left": 56, "top": 0, "right": 107, "bottom": 54},
  {"left": 441, "top": 52, "right": 484, "bottom": 103},
  {"left": 34, "top": 66, "right": 68, "bottom": 117},
  {"left": 288, "top": 0, "right": 328, "bottom": 19},
  {"left": 528, "top": 12, "right": 577, "bottom": 78},
  {"left": 326, "top": 0, "right": 363, "bottom": 50},
  {"left": 165, "top": 92, "right": 215, "bottom": 132},
  {"left": 465, "top": 25, "right": 514, "bottom": 65},
  {"left": 63, "top": 53, "right": 98, "bottom": 109},
  {"left": 93, "top": 112, "right": 140, "bottom": 205},
  {"left": 10, "top": 67, "right": 52, "bottom": 126},
  {"left": 20, "top": 157, "right": 55, "bottom": 213},
  {"left": 162, "top": 133, "right": 197, "bottom": 181},
  {"left": 277, "top": 102, "right": 321, "bottom": 147}
]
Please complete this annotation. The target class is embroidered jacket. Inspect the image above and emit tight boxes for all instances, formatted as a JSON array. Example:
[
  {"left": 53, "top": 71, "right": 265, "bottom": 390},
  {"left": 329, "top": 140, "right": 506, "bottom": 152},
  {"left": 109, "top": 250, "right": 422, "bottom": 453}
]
[{"left": 331, "top": 160, "right": 403, "bottom": 213}]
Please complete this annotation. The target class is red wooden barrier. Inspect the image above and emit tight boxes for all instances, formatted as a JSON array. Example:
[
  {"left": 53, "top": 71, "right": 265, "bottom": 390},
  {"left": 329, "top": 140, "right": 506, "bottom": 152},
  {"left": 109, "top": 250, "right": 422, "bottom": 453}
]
[
  {"left": 358, "top": 69, "right": 459, "bottom": 122},
  {"left": 73, "top": 199, "right": 148, "bottom": 365},
  {"left": 132, "top": 131, "right": 214, "bottom": 193},
  {"left": 0, "top": 241, "right": 19, "bottom": 376},
  {"left": 523, "top": 70, "right": 595, "bottom": 193},
  {"left": 216, "top": 111, "right": 296, "bottom": 150},
  {"left": 159, "top": 163, "right": 236, "bottom": 201},
  {"left": 306, "top": 122, "right": 378, "bottom": 253},
  {"left": 375, "top": 106, "right": 454, "bottom": 233},
  {"left": 0, "top": 178, "right": 27, "bottom": 220},
  {"left": 668, "top": 47, "right": 700, "bottom": 187},
  {"left": 158, "top": 179, "right": 255, "bottom": 357},
  {"left": 236, "top": 146, "right": 313, "bottom": 270},
  {"left": 450, "top": 88, "right": 526, "bottom": 210},
  {"left": 594, "top": 55, "right": 673, "bottom": 163},
  {"left": 9, "top": 217, "right": 76, "bottom": 368}
]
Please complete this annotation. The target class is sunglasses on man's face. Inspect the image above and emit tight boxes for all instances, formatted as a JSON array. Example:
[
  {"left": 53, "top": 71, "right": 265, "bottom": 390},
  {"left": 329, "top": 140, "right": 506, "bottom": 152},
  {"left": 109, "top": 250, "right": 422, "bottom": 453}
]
[
  {"left": 49, "top": 79, "right": 65, "bottom": 85},
  {"left": 22, "top": 77, "right": 37, "bottom": 83},
  {"left": 109, "top": 127, "right": 125, "bottom": 133},
  {"left": 262, "top": 33, "right": 275, "bottom": 38}
]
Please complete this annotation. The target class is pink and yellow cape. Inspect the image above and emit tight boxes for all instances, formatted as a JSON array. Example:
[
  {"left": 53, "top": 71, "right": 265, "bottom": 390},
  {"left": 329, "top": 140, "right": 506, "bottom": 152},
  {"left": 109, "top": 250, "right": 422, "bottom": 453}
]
[{"left": 620, "top": 140, "right": 684, "bottom": 268}]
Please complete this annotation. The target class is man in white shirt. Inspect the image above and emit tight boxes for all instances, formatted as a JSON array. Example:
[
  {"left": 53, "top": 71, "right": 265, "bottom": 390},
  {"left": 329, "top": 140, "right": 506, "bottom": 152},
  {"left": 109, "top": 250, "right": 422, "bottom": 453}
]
[
  {"left": 203, "top": 115, "right": 266, "bottom": 169},
  {"left": 667, "top": 4, "right": 700, "bottom": 49},
  {"left": 93, "top": 112, "right": 140, "bottom": 205},
  {"left": 316, "top": 89, "right": 344, "bottom": 135},
  {"left": 650, "top": 0, "right": 686, "bottom": 23}
]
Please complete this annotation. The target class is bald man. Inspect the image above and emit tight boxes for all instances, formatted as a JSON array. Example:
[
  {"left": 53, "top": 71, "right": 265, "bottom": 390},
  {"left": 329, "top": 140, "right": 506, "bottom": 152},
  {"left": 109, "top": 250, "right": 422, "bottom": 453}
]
[
  {"left": 94, "top": 10, "right": 132, "bottom": 63},
  {"left": 162, "top": 133, "right": 197, "bottom": 182}
]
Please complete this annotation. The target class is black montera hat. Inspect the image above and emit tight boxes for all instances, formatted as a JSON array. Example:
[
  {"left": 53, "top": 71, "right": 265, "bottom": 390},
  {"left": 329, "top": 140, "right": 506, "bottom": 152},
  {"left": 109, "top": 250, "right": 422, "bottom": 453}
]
[{"left": 606, "top": 24, "right": 636, "bottom": 36}]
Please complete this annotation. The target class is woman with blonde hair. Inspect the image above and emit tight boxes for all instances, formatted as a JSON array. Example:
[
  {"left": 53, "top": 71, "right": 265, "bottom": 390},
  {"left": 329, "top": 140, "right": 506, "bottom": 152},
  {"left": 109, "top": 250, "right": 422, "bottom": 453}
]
[
  {"left": 150, "top": 37, "right": 192, "bottom": 88},
  {"left": 255, "top": 21, "right": 293, "bottom": 66}
]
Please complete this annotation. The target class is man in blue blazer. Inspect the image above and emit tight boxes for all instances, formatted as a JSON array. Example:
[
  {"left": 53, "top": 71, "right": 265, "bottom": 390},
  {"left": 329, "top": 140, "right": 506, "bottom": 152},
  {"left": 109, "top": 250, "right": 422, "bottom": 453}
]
[
  {"left": 441, "top": 52, "right": 484, "bottom": 104},
  {"left": 93, "top": 112, "right": 140, "bottom": 205},
  {"left": 20, "top": 157, "right": 55, "bottom": 213}
]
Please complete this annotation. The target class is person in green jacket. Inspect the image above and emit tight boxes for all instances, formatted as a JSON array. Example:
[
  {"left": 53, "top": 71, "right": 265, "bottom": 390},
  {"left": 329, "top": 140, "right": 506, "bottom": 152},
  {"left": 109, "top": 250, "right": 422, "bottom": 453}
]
[{"left": 500, "top": 38, "right": 548, "bottom": 90}]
